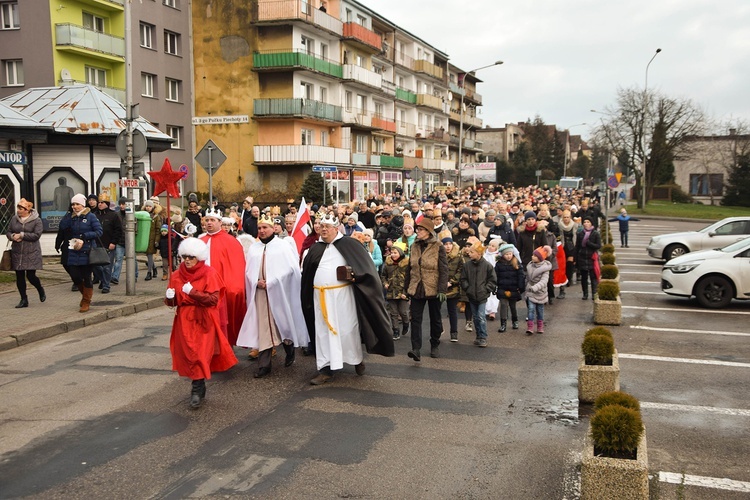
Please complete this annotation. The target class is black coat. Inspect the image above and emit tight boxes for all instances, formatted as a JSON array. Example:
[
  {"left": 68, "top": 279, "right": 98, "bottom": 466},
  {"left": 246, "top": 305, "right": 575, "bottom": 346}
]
[
  {"left": 301, "top": 235, "right": 395, "bottom": 357},
  {"left": 495, "top": 258, "right": 525, "bottom": 301},
  {"left": 575, "top": 228, "right": 601, "bottom": 271},
  {"left": 94, "top": 207, "right": 123, "bottom": 248}
]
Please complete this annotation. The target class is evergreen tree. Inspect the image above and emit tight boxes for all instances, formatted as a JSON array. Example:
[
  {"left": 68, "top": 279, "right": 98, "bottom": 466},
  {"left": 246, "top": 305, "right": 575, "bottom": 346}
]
[
  {"left": 298, "top": 171, "right": 332, "bottom": 206},
  {"left": 722, "top": 153, "right": 750, "bottom": 207}
]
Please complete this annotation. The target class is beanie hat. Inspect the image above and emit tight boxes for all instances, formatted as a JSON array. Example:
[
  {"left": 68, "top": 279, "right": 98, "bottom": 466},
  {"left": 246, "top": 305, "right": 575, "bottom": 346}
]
[
  {"left": 87, "top": 193, "right": 98, "bottom": 203},
  {"left": 150, "top": 196, "right": 160, "bottom": 204},
  {"left": 171, "top": 214, "right": 182, "bottom": 224},
  {"left": 499, "top": 243, "right": 515, "bottom": 255},
  {"left": 143, "top": 200, "right": 155, "bottom": 208},
  {"left": 441, "top": 236, "right": 454, "bottom": 244},
  {"left": 582, "top": 215, "right": 594, "bottom": 224},
  {"left": 349, "top": 212, "right": 358, "bottom": 222},
  {"left": 533, "top": 245, "right": 552, "bottom": 261},
  {"left": 363, "top": 228, "right": 374, "bottom": 238},
  {"left": 160, "top": 224, "right": 169, "bottom": 232},
  {"left": 390, "top": 246, "right": 405, "bottom": 259},
  {"left": 524, "top": 210, "right": 537, "bottom": 220},
  {"left": 118, "top": 196, "right": 128, "bottom": 205},
  {"left": 71, "top": 193, "right": 87, "bottom": 206},
  {"left": 416, "top": 217, "right": 434, "bottom": 233}
]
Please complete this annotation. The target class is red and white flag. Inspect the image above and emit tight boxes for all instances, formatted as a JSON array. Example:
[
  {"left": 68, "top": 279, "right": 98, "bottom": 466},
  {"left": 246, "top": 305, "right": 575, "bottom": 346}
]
[{"left": 291, "top": 197, "right": 311, "bottom": 253}]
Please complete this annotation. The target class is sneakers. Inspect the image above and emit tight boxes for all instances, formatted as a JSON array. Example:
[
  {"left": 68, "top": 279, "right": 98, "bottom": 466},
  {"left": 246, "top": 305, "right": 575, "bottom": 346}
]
[
  {"left": 465, "top": 321, "right": 473, "bottom": 333},
  {"left": 477, "top": 338, "right": 488, "bottom": 348},
  {"left": 408, "top": 350, "right": 421, "bottom": 362},
  {"left": 512, "top": 321, "right": 519, "bottom": 330},
  {"left": 498, "top": 320, "right": 507, "bottom": 333},
  {"left": 430, "top": 345, "right": 440, "bottom": 358},
  {"left": 111, "top": 278, "right": 119, "bottom": 285},
  {"left": 393, "top": 332, "right": 401, "bottom": 341},
  {"left": 450, "top": 332, "right": 458, "bottom": 342}
]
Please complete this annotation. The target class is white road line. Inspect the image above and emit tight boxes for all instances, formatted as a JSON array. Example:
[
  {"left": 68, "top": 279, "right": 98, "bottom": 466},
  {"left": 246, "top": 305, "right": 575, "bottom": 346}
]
[
  {"left": 623, "top": 291, "right": 663, "bottom": 294},
  {"left": 619, "top": 353, "right": 750, "bottom": 368},
  {"left": 659, "top": 472, "right": 750, "bottom": 493},
  {"left": 630, "top": 325, "right": 750, "bottom": 337},
  {"left": 642, "top": 401, "right": 750, "bottom": 417},
  {"left": 622, "top": 280, "right": 660, "bottom": 284},
  {"left": 620, "top": 270, "right": 662, "bottom": 274},
  {"left": 623, "top": 305, "right": 750, "bottom": 315}
]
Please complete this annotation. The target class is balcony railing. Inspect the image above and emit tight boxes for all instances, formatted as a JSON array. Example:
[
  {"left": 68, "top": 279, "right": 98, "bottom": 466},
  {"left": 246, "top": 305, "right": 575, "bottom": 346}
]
[
  {"left": 253, "top": 50, "right": 342, "bottom": 78},
  {"left": 464, "top": 114, "right": 482, "bottom": 128},
  {"left": 255, "top": 0, "right": 343, "bottom": 35},
  {"left": 416, "top": 93, "right": 443, "bottom": 111},
  {"left": 254, "top": 98, "right": 342, "bottom": 122},
  {"left": 464, "top": 87, "right": 482, "bottom": 105},
  {"left": 381, "top": 80, "right": 396, "bottom": 97},
  {"left": 394, "top": 50, "right": 414, "bottom": 70},
  {"left": 79, "top": 0, "right": 124, "bottom": 10},
  {"left": 55, "top": 24, "right": 125, "bottom": 59},
  {"left": 396, "top": 87, "right": 416, "bottom": 104},
  {"left": 372, "top": 115, "right": 396, "bottom": 133},
  {"left": 371, "top": 154, "right": 403, "bottom": 167},
  {"left": 342, "top": 108, "right": 371, "bottom": 127},
  {"left": 254, "top": 144, "right": 350, "bottom": 164},
  {"left": 396, "top": 120, "right": 416, "bottom": 136},
  {"left": 414, "top": 59, "right": 443, "bottom": 80},
  {"left": 342, "top": 22, "right": 382, "bottom": 51},
  {"left": 463, "top": 138, "right": 476, "bottom": 149},
  {"left": 342, "top": 64, "right": 382, "bottom": 88},
  {"left": 448, "top": 82, "right": 465, "bottom": 97}
]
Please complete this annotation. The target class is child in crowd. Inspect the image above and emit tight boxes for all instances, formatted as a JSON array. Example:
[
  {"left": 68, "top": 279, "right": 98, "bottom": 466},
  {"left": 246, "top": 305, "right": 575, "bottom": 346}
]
[
  {"left": 460, "top": 241, "right": 497, "bottom": 347},
  {"left": 495, "top": 243, "right": 525, "bottom": 332},
  {"left": 381, "top": 246, "right": 410, "bottom": 341},
  {"left": 443, "top": 236, "right": 464, "bottom": 342},
  {"left": 483, "top": 238, "right": 501, "bottom": 320},
  {"left": 524, "top": 245, "right": 552, "bottom": 335},
  {"left": 158, "top": 224, "right": 178, "bottom": 280},
  {"left": 609, "top": 208, "right": 640, "bottom": 248}
]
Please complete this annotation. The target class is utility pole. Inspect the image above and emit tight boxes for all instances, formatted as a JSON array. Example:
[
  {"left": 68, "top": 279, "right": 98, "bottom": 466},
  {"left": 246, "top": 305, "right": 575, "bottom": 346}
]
[{"left": 124, "top": 0, "right": 136, "bottom": 296}]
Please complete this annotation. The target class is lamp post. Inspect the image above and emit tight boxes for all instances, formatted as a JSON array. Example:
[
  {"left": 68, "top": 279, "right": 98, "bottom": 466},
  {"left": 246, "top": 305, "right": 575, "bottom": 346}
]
[
  {"left": 641, "top": 48, "right": 662, "bottom": 208},
  {"left": 562, "top": 122, "right": 587, "bottom": 177},
  {"left": 458, "top": 60, "right": 503, "bottom": 187}
]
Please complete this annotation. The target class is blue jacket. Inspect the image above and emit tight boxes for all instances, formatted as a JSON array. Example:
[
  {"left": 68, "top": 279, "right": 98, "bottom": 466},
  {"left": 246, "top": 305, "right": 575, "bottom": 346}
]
[
  {"left": 609, "top": 214, "right": 639, "bottom": 233},
  {"left": 58, "top": 208, "right": 103, "bottom": 266}
]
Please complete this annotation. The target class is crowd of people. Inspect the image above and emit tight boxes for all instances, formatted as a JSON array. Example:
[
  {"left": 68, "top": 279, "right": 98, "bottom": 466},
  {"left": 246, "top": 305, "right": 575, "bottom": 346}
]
[{"left": 5, "top": 183, "right": 618, "bottom": 409}]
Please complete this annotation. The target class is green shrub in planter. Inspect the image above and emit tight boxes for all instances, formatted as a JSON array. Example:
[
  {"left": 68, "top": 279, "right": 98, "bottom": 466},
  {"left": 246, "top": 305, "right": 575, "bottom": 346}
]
[
  {"left": 601, "top": 264, "right": 619, "bottom": 280},
  {"left": 584, "top": 326, "right": 614, "bottom": 339},
  {"left": 601, "top": 253, "right": 616, "bottom": 265},
  {"left": 590, "top": 404, "right": 644, "bottom": 457},
  {"left": 594, "top": 391, "right": 641, "bottom": 412},
  {"left": 582, "top": 334, "right": 614, "bottom": 365},
  {"left": 601, "top": 243, "right": 615, "bottom": 254},
  {"left": 597, "top": 281, "right": 619, "bottom": 301}
]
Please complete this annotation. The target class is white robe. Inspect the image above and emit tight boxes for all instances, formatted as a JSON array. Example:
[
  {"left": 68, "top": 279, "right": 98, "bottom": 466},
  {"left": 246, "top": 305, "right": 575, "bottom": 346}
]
[
  {"left": 236, "top": 237, "right": 309, "bottom": 349},
  {"left": 483, "top": 249, "right": 500, "bottom": 314},
  {"left": 313, "top": 233, "right": 363, "bottom": 370}
]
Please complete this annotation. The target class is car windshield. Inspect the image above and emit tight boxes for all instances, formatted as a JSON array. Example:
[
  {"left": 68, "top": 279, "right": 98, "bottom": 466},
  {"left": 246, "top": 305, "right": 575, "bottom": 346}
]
[{"left": 720, "top": 236, "right": 750, "bottom": 253}]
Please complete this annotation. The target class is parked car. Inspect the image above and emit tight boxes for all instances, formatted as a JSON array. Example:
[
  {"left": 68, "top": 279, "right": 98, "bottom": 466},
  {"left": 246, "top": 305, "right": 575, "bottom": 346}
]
[
  {"left": 647, "top": 216, "right": 750, "bottom": 261},
  {"left": 661, "top": 237, "right": 750, "bottom": 308}
]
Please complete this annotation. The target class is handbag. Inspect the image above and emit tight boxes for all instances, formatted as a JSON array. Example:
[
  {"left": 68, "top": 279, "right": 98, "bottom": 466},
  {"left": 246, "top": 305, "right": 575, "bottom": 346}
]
[
  {"left": 88, "top": 238, "right": 110, "bottom": 266},
  {"left": 0, "top": 242, "right": 11, "bottom": 271}
]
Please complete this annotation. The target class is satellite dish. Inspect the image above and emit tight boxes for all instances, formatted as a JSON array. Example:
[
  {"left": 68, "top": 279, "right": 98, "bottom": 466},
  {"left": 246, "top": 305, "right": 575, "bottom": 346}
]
[
  {"left": 447, "top": 91, "right": 453, "bottom": 101},
  {"left": 60, "top": 68, "right": 72, "bottom": 82}
]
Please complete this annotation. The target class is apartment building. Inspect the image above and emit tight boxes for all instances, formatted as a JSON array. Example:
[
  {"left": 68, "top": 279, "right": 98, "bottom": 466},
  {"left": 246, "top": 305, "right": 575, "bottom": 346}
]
[
  {"left": 0, "top": 0, "right": 192, "bottom": 172},
  {"left": 192, "top": 0, "right": 484, "bottom": 201}
]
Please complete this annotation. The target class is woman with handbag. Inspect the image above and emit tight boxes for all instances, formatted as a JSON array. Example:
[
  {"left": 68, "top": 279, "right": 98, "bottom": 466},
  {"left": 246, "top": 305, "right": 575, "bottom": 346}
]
[
  {"left": 58, "top": 194, "right": 103, "bottom": 312},
  {"left": 5, "top": 198, "right": 45, "bottom": 308}
]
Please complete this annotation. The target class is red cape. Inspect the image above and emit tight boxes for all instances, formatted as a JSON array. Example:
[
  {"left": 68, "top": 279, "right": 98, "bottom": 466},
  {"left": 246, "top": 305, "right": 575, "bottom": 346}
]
[{"left": 554, "top": 242, "right": 568, "bottom": 286}]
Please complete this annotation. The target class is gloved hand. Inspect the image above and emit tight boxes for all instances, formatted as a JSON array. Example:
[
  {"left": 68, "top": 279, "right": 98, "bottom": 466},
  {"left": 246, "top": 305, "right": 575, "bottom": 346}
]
[
  {"left": 165, "top": 288, "right": 176, "bottom": 299},
  {"left": 504, "top": 290, "right": 511, "bottom": 298},
  {"left": 437, "top": 292, "right": 447, "bottom": 303},
  {"left": 182, "top": 282, "right": 193, "bottom": 295}
]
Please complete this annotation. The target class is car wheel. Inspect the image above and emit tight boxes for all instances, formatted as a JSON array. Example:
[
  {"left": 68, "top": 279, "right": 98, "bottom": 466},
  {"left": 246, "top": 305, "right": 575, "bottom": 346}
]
[
  {"left": 694, "top": 275, "right": 734, "bottom": 309},
  {"left": 664, "top": 244, "right": 688, "bottom": 261}
]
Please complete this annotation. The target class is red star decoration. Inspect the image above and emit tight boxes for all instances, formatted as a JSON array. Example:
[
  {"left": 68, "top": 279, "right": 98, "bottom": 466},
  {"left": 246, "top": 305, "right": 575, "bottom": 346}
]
[{"left": 147, "top": 158, "right": 183, "bottom": 198}]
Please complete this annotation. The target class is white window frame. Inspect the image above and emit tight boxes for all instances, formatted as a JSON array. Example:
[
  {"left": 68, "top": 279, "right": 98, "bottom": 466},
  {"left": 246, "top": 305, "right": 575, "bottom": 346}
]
[
  {"left": 373, "top": 137, "right": 384, "bottom": 153},
  {"left": 140, "top": 22, "right": 154, "bottom": 49},
  {"left": 166, "top": 77, "right": 180, "bottom": 102},
  {"left": 355, "top": 134, "right": 367, "bottom": 153},
  {"left": 300, "top": 81, "right": 313, "bottom": 100},
  {"left": 319, "top": 86, "right": 327, "bottom": 102},
  {"left": 301, "top": 128, "right": 314, "bottom": 146},
  {"left": 357, "top": 14, "right": 366, "bottom": 26},
  {"left": 345, "top": 91, "right": 352, "bottom": 111},
  {"left": 167, "top": 125, "right": 182, "bottom": 149},
  {"left": 3, "top": 59, "right": 23, "bottom": 86},
  {"left": 320, "top": 130, "right": 329, "bottom": 147},
  {"left": 164, "top": 0, "right": 177, "bottom": 8},
  {"left": 374, "top": 102, "right": 384, "bottom": 118},
  {"left": 301, "top": 35, "right": 314, "bottom": 55},
  {"left": 164, "top": 30, "right": 179, "bottom": 55},
  {"left": 85, "top": 66, "right": 107, "bottom": 86},
  {"left": 356, "top": 94, "right": 367, "bottom": 111},
  {"left": 320, "top": 43, "right": 328, "bottom": 60},
  {"left": 141, "top": 72, "right": 155, "bottom": 97},
  {"left": 83, "top": 12, "right": 104, "bottom": 33},
  {"left": 1, "top": 2, "right": 20, "bottom": 30}
]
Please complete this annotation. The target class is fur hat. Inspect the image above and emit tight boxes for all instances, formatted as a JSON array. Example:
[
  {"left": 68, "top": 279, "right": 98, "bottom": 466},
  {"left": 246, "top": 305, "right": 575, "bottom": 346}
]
[
  {"left": 416, "top": 217, "right": 434, "bottom": 233},
  {"left": 71, "top": 193, "right": 87, "bottom": 206},
  {"left": 178, "top": 237, "right": 209, "bottom": 261}
]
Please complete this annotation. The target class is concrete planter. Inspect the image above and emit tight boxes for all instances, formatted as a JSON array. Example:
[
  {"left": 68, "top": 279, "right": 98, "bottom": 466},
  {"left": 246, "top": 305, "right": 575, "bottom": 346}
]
[
  {"left": 593, "top": 295, "right": 621, "bottom": 325},
  {"left": 581, "top": 423, "right": 649, "bottom": 500},
  {"left": 578, "top": 350, "right": 620, "bottom": 404}
]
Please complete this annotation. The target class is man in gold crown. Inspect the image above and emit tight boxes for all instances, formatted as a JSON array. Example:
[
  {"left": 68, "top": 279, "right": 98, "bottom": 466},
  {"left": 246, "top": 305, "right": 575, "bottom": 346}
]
[
  {"left": 199, "top": 207, "right": 247, "bottom": 345},
  {"left": 301, "top": 212, "right": 394, "bottom": 385},
  {"left": 237, "top": 213, "right": 308, "bottom": 377}
]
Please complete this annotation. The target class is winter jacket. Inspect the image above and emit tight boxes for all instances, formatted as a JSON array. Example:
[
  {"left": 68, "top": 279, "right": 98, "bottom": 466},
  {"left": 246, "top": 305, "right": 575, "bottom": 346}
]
[
  {"left": 559, "top": 220, "right": 579, "bottom": 262},
  {"left": 495, "top": 257, "right": 525, "bottom": 301},
  {"left": 367, "top": 242, "right": 383, "bottom": 270},
  {"left": 516, "top": 225, "right": 549, "bottom": 267},
  {"left": 452, "top": 226, "right": 475, "bottom": 249},
  {"left": 575, "top": 228, "right": 602, "bottom": 271},
  {"left": 94, "top": 206, "right": 123, "bottom": 249},
  {"left": 58, "top": 207, "right": 103, "bottom": 266},
  {"left": 609, "top": 214, "right": 639, "bottom": 233},
  {"left": 460, "top": 256, "right": 497, "bottom": 304},
  {"left": 381, "top": 254, "right": 409, "bottom": 300},
  {"left": 55, "top": 211, "right": 74, "bottom": 265},
  {"left": 484, "top": 223, "right": 516, "bottom": 247},
  {"left": 405, "top": 234, "right": 448, "bottom": 299},
  {"left": 525, "top": 259, "right": 552, "bottom": 304},
  {"left": 144, "top": 205, "right": 163, "bottom": 255},
  {"left": 445, "top": 242, "right": 463, "bottom": 299},
  {"left": 6, "top": 210, "right": 43, "bottom": 271}
]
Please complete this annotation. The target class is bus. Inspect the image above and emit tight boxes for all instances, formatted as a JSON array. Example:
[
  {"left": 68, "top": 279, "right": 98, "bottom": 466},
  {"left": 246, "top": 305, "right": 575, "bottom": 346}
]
[{"left": 559, "top": 177, "right": 584, "bottom": 190}]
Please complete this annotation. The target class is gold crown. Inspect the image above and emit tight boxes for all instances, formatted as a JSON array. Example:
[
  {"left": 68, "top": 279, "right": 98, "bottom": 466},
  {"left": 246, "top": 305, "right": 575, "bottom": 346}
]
[{"left": 258, "top": 213, "right": 275, "bottom": 226}]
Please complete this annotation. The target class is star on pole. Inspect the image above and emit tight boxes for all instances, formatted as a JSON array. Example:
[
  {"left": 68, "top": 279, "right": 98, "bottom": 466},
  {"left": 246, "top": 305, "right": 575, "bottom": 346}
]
[{"left": 147, "top": 158, "right": 183, "bottom": 198}]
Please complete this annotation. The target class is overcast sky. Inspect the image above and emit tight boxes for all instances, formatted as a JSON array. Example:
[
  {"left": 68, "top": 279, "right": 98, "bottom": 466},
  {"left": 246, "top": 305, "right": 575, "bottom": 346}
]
[{"left": 374, "top": 0, "right": 750, "bottom": 139}]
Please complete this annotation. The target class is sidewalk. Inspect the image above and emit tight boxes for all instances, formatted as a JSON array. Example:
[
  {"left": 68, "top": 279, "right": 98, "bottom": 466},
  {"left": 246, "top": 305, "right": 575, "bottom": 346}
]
[{"left": 0, "top": 258, "right": 169, "bottom": 352}]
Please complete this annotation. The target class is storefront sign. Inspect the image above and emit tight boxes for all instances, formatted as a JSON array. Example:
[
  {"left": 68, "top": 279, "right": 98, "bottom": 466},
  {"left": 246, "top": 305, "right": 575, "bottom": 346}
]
[{"left": 0, "top": 150, "right": 26, "bottom": 164}]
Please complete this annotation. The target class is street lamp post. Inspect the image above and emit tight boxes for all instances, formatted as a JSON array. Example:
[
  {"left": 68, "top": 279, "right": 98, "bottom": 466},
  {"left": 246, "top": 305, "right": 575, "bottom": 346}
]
[
  {"left": 458, "top": 60, "right": 503, "bottom": 187},
  {"left": 641, "top": 48, "right": 662, "bottom": 208}
]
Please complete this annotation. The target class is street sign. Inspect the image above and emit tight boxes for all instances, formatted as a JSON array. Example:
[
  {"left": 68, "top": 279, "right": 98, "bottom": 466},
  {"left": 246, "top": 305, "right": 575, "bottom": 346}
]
[
  {"left": 179, "top": 164, "right": 189, "bottom": 179},
  {"left": 607, "top": 176, "right": 620, "bottom": 189},
  {"left": 194, "top": 139, "right": 227, "bottom": 174},
  {"left": 118, "top": 178, "right": 147, "bottom": 188},
  {"left": 312, "top": 165, "right": 337, "bottom": 172},
  {"left": 115, "top": 129, "right": 147, "bottom": 162},
  {"left": 120, "top": 162, "right": 145, "bottom": 177},
  {"left": 192, "top": 115, "right": 249, "bottom": 125}
]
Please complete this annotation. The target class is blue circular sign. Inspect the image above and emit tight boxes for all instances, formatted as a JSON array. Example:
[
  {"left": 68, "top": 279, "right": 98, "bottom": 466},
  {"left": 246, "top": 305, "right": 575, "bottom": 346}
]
[{"left": 179, "top": 164, "right": 189, "bottom": 179}]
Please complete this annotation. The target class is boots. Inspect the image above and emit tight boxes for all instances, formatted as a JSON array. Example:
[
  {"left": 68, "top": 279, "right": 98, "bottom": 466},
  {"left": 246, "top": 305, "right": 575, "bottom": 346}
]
[
  {"left": 581, "top": 283, "right": 588, "bottom": 300},
  {"left": 537, "top": 320, "right": 544, "bottom": 334},
  {"left": 591, "top": 283, "right": 598, "bottom": 300},
  {"left": 77, "top": 282, "right": 86, "bottom": 307},
  {"left": 283, "top": 341, "right": 296, "bottom": 367},
  {"left": 393, "top": 328, "right": 401, "bottom": 341},
  {"left": 498, "top": 320, "right": 507, "bottom": 333},
  {"left": 190, "top": 379, "right": 206, "bottom": 408},
  {"left": 15, "top": 297, "right": 28, "bottom": 308},
  {"left": 558, "top": 288, "right": 566, "bottom": 299},
  {"left": 512, "top": 320, "right": 519, "bottom": 330},
  {"left": 145, "top": 270, "right": 152, "bottom": 281},
  {"left": 402, "top": 323, "right": 409, "bottom": 337},
  {"left": 526, "top": 320, "right": 534, "bottom": 335},
  {"left": 79, "top": 286, "right": 94, "bottom": 312}
]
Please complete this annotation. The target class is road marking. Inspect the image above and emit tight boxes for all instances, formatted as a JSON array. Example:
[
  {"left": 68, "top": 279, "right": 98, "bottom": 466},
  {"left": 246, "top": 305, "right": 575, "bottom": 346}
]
[
  {"left": 623, "top": 305, "right": 750, "bottom": 315},
  {"left": 623, "top": 291, "right": 663, "bottom": 294},
  {"left": 622, "top": 280, "right": 660, "bottom": 284},
  {"left": 619, "top": 353, "right": 750, "bottom": 368},
  {"left": 642, "top": 401, "right": 750, "bottom": 417},
  {"left": 659, "top": 472, "right": 750, "bottom": 493},
  {"left": 630, "top": 325, "right": 750, "bottom": 337},
  {"left": 617, "top": 263, "right": 662, "bottom": 266},
  {"left": 620, "top": 270, "right": 662, "bottom": 274}
]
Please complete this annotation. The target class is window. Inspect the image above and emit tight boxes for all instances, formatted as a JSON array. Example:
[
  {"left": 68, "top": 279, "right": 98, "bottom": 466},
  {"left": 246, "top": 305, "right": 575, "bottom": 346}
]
[
  {"left": 3, "top": 59, "right": 22, "bottom": 86},
  {"left": 357, "top": 14, "right": 366, "bottom": 26},
  {"left": 355, "top": 134, "right": 367, "bottom": 153},
  {"left": 355, "top": 54, "right": 364, "bottom": 67},
  {"left": 141, "top": 72, "right": 155, "bottom": 97},
  {"left": 140, "top": 23, "right": 154, "bottom": 49},
  {"left": 320, "top": 130, "right": 329, "bottom": 146},
  {"left": 345, "top": 8, "right": 352, "bottom": 22},
  {"left": 164, "top": 30, "right": 180, "bottom": 55},
  {"left": 373, "top": 137, "right": 384, "bottom": 153},
  {"left": 85, "top": 66, "right": 107, "bottom": 86},
  {"left": 374, "top": 102, "right": 384, "bottom": 117},
  {"left": 167, "top": 125, "right": 182, "bottom": 149},
  {"left": 301, "top": 129, "right": 314, "bottom": 145},
  {"left": 83, "top": 12, "right": 104, "bottom": 32},
  {"left": 689, "top": 174, "right": 723, "bottom": 196},
  {"left": 356, "top": 94, "right": 366, "bottom": 111},
  {"left": 166, "top": 78, "right": 180, "bottom": 101},
  {"left": 163, "top": 0, "right": 178, "bottom": 8},
  {"left": 301, "top": 35, "right": 314, "bottom": 55},
  {"left": 1, "top": 2, "right": 19, "bottom": 29},
  {"left": 319, "top": 87, "right": 327, "bottom": 102},
  {"left": 320, "top": 43, "right": 328, "bottom": 60},
  {"left": 300, "top": 81, "right": 313, "bottom": 99},
  {"left": 345, "top": 91, "right": 352, "bottom": 111}
]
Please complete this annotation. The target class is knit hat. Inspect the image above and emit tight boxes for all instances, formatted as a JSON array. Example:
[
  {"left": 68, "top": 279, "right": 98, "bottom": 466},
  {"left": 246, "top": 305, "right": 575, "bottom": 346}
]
[
  {"left": 363, "top": 228, "right": 374, "bottom": 238},
  {"left": 71, "top": 193, "right": 87, "bottom": 206},
  {"left": 150, "top": 196, "right": 160, "bottom": 204},
  {"left": 143, "top": 200, "right": 155, "bottom": 208},
  {"left": 171, "top": 214, "right": 182, "bottom": 224},
  {"left": 524, "top": 210, "right": 537, "bottom": 220},
  {"left": 160, "top": 224, "right": 169, "bottom": 232},
  {"left": 390, "top": 246, "right": 405, "bottom": 259},
  {"left": 118, "top": 196, "right": 128, "bottom": 205},
  {"left": 533, "top": 245, "right": 551, "bottom": 261},
  {"left": 416, "top": 217, "right": 434, "bottom": 233},
  {"left": 348, "top": 212, "right": 358, "bottom": 222},
  {"left": 441, "top": 236, "right": 453, "bottom": 244},
  {"left": 87, "top": 193, "right": 98, "bottom": 203},
  {"left": 499, "top": 243, "right": 515, "bottom": 255},
  {"left": 582, "top": 215, "right": 594, "bottom": 224}
]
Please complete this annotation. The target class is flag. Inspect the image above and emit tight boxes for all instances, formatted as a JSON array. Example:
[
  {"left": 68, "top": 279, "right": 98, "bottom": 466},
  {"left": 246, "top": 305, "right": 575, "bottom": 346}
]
[{"left": 291, "top": 197, "right": 311, "bottom": 254}]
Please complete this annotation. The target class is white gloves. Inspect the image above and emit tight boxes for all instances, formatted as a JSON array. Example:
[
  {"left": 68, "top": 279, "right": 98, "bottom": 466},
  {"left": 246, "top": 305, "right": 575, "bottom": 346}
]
[
  {"left": 182, "top": 282, "right": 193, "bottom": 295},
  {"left": 165, "top": 288, "right": 176, "bottom": 299}
]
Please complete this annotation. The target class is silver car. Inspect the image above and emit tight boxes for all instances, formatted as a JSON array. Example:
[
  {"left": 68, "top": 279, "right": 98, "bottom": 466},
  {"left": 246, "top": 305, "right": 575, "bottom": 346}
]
[{"left": 647, "top": 216, "right": 750, "bottom": 261}]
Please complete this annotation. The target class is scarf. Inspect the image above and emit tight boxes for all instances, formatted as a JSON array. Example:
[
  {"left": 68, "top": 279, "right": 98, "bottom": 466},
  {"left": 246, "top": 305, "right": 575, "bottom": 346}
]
[
  {"left": 524, "top": 221, "right": 538, "bottom": 232},
  {"left": 177, "top": 259, "right": 210, "bottom": 282},
  {"left": 582, "top": 227, "right": 593, "bottom": 247},
  {"left": 559, "top": 219, "right": 576, "bottom": 232}
]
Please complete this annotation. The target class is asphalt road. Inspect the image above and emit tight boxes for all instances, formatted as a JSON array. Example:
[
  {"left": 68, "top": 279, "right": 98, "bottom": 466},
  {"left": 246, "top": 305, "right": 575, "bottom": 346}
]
[{"left": 1, "top": 218, "right": 748, "bottom": 499}]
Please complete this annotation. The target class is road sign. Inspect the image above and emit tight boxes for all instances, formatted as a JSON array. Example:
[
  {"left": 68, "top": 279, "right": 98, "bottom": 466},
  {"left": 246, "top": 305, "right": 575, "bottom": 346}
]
[
  {"left": 118, "top": 178, "right": 147, "bottom": 188},
  {"left": 179, "top": 164, "right": 189, "bottom": 179},
  {"left": 607, "top": 176, "right": 620, "bottom": 189},
  {"left": 312, "top": 165, "right": 337, "bottom": 172},
  {"left": 194, "top": 139, "right": 227, "bottom": 174},
  {"left": 115, "top": 129, "right": 147, "bottom": 162},
  {"left": 192, "top": 115, "right": 249, "bottom": 125}
]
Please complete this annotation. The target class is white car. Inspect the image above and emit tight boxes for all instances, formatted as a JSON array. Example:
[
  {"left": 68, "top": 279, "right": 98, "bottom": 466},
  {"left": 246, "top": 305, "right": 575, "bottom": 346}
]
[
  {"left": 647, "top": 216, "right": 750, "bottom": 261},
  {"left": 661, "top": 237, "right": 750, "bottom": 308}
]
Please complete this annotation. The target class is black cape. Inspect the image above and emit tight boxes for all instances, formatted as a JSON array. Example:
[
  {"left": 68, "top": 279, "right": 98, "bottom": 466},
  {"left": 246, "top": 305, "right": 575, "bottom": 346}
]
[{"left": 301, "top": 236, "right": 395, "bottom": 357}]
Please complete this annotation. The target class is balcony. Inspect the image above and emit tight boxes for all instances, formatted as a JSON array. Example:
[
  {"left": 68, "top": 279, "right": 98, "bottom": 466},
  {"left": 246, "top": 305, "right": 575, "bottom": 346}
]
[
  {"left": 342, "top": 22, "right": 382, "bottom": 52},
  {"left": 55, "top": 24, "right": 125, "bottom": 61},
  {"left": 463, "top": 138, "right": 483, "bottom": 151},
  {"left": 404, "top": 156, "right": 454, "bottom": 171},
  {"left": 342, "top": 64, "right": 382, "bottom": 89},
  {"left": 254, "top": 144, "right": 350, "bottom": 164},
  {"left": 416, "top": 93, "right": 443, "bottom": 111},
  {"left": 448, "top": 82, "right": 465, "bottom": 97},
  {"left": 464, "top": 87, "right": 483, "bottom": 105},
  {"left": 381, "top": 80, "right": 396, "bottom": 97},
  {"left": 372, "top": 115, "right": 396, "bottom": 133},
  {"left": 78, "top": 0, "right": 124, "bottom": 11},
  {"left": 394, "top": 50, "right": 414, "bottom": 70},
  {"left": 414, "top": 59, "right": 443, "bottom": 80},
  {"left": 253, "top": 50, "right": 343, "bottom": 78},
  {"left": 342, "top": 108, "right": 372, "bottom": 127},
  {"left": 396, "top": 120, "right": 416, "bottom": 137},
  {"left": 371, "top": 154, "right": 403, "bottom": 168},
  {"left": 254, "top": 98, "right": 342, "bottom": 122},
  {"left": 464, "top": 114, "right": 483, "bottom": 128},
  {"left": 255, "top": 0, "right": 343, "bottom": 36},
  {"left": 396, "top": 87, "right": 416, "bottom": 104}
]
